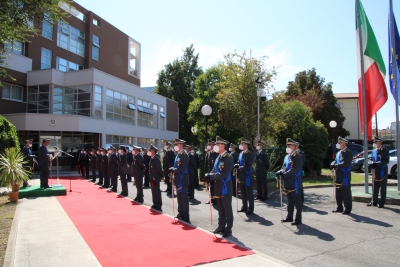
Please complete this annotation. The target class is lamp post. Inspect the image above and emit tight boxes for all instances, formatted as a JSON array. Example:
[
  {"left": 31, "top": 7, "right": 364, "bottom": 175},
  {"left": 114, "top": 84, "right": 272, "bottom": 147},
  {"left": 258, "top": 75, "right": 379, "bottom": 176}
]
[
  {"left": 201, "top": 105, "right": 212, "bottom": 139},
  {"left": 255, "top": 77, "right": 262, "bottom": 141},
  {"left": 329, "top": 120, "right": 337, "bottom": 161}
]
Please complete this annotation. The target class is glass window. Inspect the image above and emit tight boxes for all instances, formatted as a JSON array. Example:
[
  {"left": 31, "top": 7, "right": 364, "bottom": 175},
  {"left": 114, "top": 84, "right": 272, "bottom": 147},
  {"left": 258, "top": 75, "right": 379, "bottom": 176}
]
[
  {"left": 137, "top": 99, "right": 158, "bottom": 128},
  {"left": 59, "top": 2, "right": 86, "bottom": 21},
  {"left": 105, "top": 88, "right": 135, "bottom": 125},
  {"left": 5, "top": 41, "right": 24, "bottom": 55},
  {"left": 57, "top": 21, "right": 85, "bottom": 57},
  {"left": 129, "top": 38, "right": 139, "bottom": 77},
  {"left": 41, "top": 48, "right": 52, "bottom": 69},
  {"left": 92, "top": 46, "right": 99, "bottom": 61},
  {"left": 2, "top": 83, "right": 23, "bottom": 102},
  {"left": 51, "top": 85, "right": 93, "bottom": 117},
  {"left": 56, "top": 57, "right": 83, "bottom": 72},
  {"left": 27, "top": 85, "right": 50, "bottom": 113},
  {"left": 93, "top": 18, "right": 99, "bottom": 26},
  {"left": 42, "top": 20, "right": 53, "bottom": 40}
]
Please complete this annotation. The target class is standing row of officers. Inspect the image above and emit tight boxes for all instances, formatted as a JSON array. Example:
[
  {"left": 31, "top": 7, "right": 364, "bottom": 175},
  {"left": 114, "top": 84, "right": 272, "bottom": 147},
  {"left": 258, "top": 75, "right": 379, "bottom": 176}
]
[{"left": 20, "top": 134, "right": 390, "bottom": 238}]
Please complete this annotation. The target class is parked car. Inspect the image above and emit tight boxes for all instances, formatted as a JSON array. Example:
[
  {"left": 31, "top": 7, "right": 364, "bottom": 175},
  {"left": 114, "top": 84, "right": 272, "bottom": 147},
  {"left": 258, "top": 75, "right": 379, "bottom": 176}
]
[
  {"left": 351, "top": 150, "right": 372, "bottom": 172},
  {"left": 388, "top": 149, "right": 397, "bottom": 178}
]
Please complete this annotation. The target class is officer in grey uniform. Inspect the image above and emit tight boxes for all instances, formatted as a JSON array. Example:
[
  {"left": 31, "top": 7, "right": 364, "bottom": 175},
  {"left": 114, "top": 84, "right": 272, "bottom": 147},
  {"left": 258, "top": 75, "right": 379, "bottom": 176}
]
[
  {"left": 277, "top": 138, "right": 304, "bottom": 225},
  {"left": 169, "top": 138, "right": 190, "bottom": 223},
  {"left": 330, "top": 137, "right": 353, "bottom": 214},
  {"left": 367, "top": 136, "right": 389, "bottom": 208},
  {"left": 148, "top": 144, "right": 164, "bottom": 212},
  {"left": 234, "top": 137, "right": 255, "bottom": 215},
  {"left": 229, "top": 144, "right": 238, "bottom": 196},
  {"left": 131, "top": 145, "right": 146, "bottom": 203},
  {"left": 255, "top": 140, "right": 270, "bottom": 201},
  {"left": 204, "top": 136, "right": 234, "bottom": 238}
]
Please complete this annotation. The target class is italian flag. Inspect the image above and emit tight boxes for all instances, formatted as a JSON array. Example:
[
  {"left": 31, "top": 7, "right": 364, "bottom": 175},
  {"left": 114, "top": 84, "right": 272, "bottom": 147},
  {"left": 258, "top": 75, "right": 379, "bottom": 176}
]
[{"left": 356, "top": 0, "right": 388, "bottom": 140}]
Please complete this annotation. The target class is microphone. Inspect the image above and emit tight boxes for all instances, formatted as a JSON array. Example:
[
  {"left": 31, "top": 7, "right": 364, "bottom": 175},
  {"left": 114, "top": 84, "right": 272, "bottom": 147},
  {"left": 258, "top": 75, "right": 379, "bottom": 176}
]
[{"left": 54, "top": 146, "right": 60, "bottom": 150}]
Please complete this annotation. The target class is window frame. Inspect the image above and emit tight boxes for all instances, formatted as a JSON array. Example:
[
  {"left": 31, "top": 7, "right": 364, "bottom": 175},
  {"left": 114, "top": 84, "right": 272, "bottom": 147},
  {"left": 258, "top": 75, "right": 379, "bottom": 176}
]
[
  {"left": 41, "top": 48, "right": 52, "bottom": 70},
  {"left": 2, "top": 83, "right": 24, "bottom": 102}
]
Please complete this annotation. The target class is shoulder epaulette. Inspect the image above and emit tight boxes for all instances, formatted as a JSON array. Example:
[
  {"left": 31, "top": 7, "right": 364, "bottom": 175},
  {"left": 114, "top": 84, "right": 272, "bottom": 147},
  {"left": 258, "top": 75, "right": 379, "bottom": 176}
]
[
  {"left": 179, "top": 151, "right": 184, "bottom": 155},
  {"left": 223, "top": 153, "right": 227, "bottom": 157}
]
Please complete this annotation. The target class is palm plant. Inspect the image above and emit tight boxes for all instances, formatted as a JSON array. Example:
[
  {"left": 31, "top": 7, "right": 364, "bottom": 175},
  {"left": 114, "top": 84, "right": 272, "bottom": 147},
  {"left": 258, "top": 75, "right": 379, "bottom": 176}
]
[{"left": 0, "top": 147, "right": 31, "bottom": 190}]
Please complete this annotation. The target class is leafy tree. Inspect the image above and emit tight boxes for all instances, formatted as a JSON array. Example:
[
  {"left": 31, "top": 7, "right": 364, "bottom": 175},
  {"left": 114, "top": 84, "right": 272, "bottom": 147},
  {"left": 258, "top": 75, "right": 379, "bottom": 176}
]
[
  {"left": 285, "top": 68, "right": 349, "bottom": 140},
  {"left": 0, "top": 0, "right": 69, "bottom": 83},
  {"left": 216, "top": 52, "right": 277, "bottom": 147},
  {"left": 268, "top": 100, "right": 328, "bottom": 176},
  {"left": 0, "top": 115, "right": 19, "bottom": 155},
  {"left": 154, "top": 44, "right": 203, "bottom": 144}
]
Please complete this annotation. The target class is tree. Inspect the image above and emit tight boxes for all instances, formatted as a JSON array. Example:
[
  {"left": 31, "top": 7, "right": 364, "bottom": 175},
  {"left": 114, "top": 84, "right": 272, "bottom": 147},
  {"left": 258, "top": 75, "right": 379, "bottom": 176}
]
[
  {"left": 0, "top": 0, "right": 68, "bottom": 83},
  {"left": 0, "top": 115, "right": 19, "bottom": 155},
  {"left": 216, "top": 52, "right": 277, "bottom": 147},
  {"left": 154, "top": 44, "right": 203, "bottom": 144},
  {"left": 268, "top": 101, "right": 328, "bottom": 176},
  {"left": 285, "top": 68, "right": 349, "bottom": 140}
]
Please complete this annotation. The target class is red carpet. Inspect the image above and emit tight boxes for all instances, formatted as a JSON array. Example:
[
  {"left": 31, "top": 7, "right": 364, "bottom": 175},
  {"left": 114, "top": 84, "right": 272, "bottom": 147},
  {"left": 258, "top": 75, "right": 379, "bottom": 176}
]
[{"left": 55, "top": 177, "right": 253, "bottom": 267}]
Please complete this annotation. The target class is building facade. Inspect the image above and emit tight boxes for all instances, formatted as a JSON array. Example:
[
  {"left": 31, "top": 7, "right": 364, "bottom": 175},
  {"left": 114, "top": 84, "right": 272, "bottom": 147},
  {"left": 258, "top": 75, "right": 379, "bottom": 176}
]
[
  {"left": 0, "top": 1, "right": 178, "bottom": 167},
  {"left": 334, "top": 93, "right": 361, "bottom": 141}
]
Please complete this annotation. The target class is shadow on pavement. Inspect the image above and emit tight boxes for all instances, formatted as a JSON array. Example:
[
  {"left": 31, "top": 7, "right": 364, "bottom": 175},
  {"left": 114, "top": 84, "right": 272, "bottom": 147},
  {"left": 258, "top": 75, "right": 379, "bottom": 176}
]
[
  {"left": 384, "top": 206, "right": 400, "bottom": 214},
  {"left": 303, "top": 205, "right": 329, "bottom": 215},
  {"left": 189, "top": 198, "right": 202, "bottom": 205},
  {"left": 347, "top": 213, "right": 393, "bottom": 227},
  {"left": 295, "top": 224, "right": 335, "bottom": 241},
  {"left": 245, "top": 213, "right": 274, "bottom": 226}
]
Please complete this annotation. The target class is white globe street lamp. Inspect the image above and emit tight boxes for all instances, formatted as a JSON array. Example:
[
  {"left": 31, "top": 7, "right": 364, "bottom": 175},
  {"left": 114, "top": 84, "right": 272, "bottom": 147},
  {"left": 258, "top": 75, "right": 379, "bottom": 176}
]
[{"left": 201, "top": 105, "right": 212, "bottom": 138}]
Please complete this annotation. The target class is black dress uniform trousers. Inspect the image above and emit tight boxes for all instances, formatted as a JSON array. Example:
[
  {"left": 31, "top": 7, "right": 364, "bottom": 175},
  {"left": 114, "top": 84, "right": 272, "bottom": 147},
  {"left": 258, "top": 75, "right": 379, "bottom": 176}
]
[
  {"left": 216, "top": 194, "right": 233, "bottom": 234},
  {"left": 373, "top": 178, "right": 387, "bottom": 205},
  {"left": 91, "top": 166, "right": 97, "bottom": 181},
  {"left": 239, "top": 182, "right": 254, "bottom": 211},
  {"left": 287, "top": 191, "right": 302, "bottom": 222},
  {"left": 177, "top": 186, "right": 189, "bottom": 221},
  {"left": 256, "top": 176, "right": 268, "bottom": 199},
  {"left": 335, "top": 185, "right": 352, "bottom": 212},
  {"left": 119, "top": 171, "right": 128, "bottom": 195},
  {"left": 150, "top": 180, "right": 162, "bottom": 210}
]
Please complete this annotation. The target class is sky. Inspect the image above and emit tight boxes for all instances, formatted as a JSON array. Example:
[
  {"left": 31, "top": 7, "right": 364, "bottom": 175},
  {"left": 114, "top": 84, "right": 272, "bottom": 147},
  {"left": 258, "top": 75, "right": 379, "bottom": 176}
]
[{"left": 77, "top": 0, "right": 400, "bottom": 129}]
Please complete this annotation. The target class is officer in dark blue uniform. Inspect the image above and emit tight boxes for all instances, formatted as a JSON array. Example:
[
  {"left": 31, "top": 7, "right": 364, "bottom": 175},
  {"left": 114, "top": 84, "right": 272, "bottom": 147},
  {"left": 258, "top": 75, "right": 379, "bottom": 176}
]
[
  {"left": 118, "top": 146, "right": 128, "bottom": 197},
  {"left": 184, "top": 145, "right": 197, "bottom": 199},
  {"left": 126, "top": 146, "right": 133, "bottom": 182},
  {"left": 148, "top": 144, "right": 164, "bottom": 211},
  {"left": 89, "top": 148, "right": 97, "bottom": 183},
  {"left": 204, "top": 136, "right": 234, "bottom": 238},
  {"left": 204, "top": 139, "right": 218, "bottom": 205},
  {"left": 96, "top": 148, "right": 103, "bottom": 185},
  {"left": 142, "top": 148, "right": 151, "bottom": 188},
  {"left": 234, "top": 137, "right": 256, "bottom": 215},
  {"left": 131, "top": 145, "right": 146, "bottom": 203},
  {"left": 39, "top": 138, "right": 51, "bottom": 188},
  {"left": 163, "top": 141, "right": 175, "bottom": 194},
  {"left": 21, "top": 139, "right": 34, "bottom": 187},
  {"left": 107, "top": 146, "right": 119, "bottom": 193},
  {"left": 229, "top": 144, "right": 238, "bottom": 196},
  {"left": 367, "top": 136, "right": 389, "bottom": 208},
  {"left": 169, "top": 138, "right": 190, "bottom": 223},
  {"left": 330, "top": 137, "right": 353, "bottom": 214},
  {"left": 100, "top": 148, "right": 109, "bottom": 187},
  {"left": 193, "top": 147, "right": 200, "bottom": 188},
  {"left": 277, "top": 138, "right": 304, "bottom": 225},
  {"left": 255, "top": 140, "right": 270, "bottom": 201}
]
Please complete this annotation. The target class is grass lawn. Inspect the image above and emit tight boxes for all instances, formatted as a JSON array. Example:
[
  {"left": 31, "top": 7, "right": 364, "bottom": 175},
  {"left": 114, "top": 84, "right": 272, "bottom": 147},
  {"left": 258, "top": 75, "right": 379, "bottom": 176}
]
[
  {"left": 0, "top": 195, "right": 16, "bottom": 264},
  {"left": 302, "top": 168, "right": 369, "bottom": 186}
]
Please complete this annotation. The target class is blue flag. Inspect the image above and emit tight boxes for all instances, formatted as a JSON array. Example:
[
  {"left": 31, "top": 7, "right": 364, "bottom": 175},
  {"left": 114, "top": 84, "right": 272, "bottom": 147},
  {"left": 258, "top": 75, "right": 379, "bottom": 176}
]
[{"left": 388, "top": 4, "right": 400, "bottom": 104}]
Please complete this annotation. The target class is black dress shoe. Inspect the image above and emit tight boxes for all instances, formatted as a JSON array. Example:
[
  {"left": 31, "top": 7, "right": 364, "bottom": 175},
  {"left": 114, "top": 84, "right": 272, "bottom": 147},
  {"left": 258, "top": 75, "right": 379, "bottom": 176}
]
[
  {"left": 44, "top": 186, "right": 52, "bottom": 189},
  {"left": 212, "top": 228, "right": 225, "bottom": 234},
  {"left": 237, "top": 208, "right": 247, "bottom": 213},
  {"left": 222, "top": 232, "right": 232, "bottom": 238},
  {"left": 367, "top": 202, "right": 377, "bottom": 207},
  {"left": 281, "top": 218, "right": 293, "bottom": 223},
  {"left": 342, "top": 211, "right": 351, "bottom": 215},
  {"left": 261, "top": 197, "right": 269, "bottom": 201},
  {"left": 332, "top": 209, "right": 343, "bottom": 213},
  {"left": 137, "top": 200, "right": 144, "bottom": 203},
  {"left": 378, "top": 204, "right": 385, "bottom": 208},
  {"left": 188, "top": 196, "right": 194, "bottom": 199},
  {"left": 205, "top": 201, "right": 213, "bottom": 204},
  {"left": 246, "top": 211, "right": 254, "bottom": 215},
  {"left": 254, "top": 196, "right": 262, "bottom": 200},
  {"left": 291, "top": 221, "right": 302, "bottom": 225},
  {"left": 175, "top": 214, "right": 183, "bottom": 219},
  {"left": 96, "top": 182, "right": 102, "bottom": 185},
  {"left": 91, "top": 180, "right": 96, "bottom": 183}
]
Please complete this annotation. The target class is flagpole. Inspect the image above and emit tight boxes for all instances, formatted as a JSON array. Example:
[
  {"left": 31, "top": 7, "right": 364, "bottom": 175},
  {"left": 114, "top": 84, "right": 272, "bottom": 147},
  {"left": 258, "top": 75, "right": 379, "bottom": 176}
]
[
  {"left": 356, "top": 0, "right": 369, "bottom": 193},
  {"left": 389, "top": 0, "right": 400, "bottom": 191},
  {"left": 375, "top": 113, "right": 379, "bottom": 136}
]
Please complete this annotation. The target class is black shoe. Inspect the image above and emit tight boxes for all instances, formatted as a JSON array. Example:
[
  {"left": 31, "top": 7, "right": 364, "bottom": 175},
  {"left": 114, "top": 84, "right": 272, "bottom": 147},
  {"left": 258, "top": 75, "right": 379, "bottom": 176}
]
[
  {"left": 143, "top": 185, "right": 150, "bottom": 188},
  {"left": 212, "top": 228, "right": 225, "bottom": 234},
  {"left": 175, "top": 214, "right": 183, "bottom": 219},
  {"left": 119, "top": 192, "right": 128, "bottom": 197},
  {"left": 137, "top": 200, "right": 144, "bottom": 203},
  {"left": 102, "top": 185, "right": 109, "bottom": 188},
  {"left": 332, "top": 209, "right": 343, "bottom": 213},
  {"left": 205, "top": 201, "right": 213, "bottom": 204},
  {"left": 188, "top": 196, "right": 194, "bottom": 199},
  {"left": 378, "top": 204, "right": 385, "bottom": 208},
  {"left": 342, "top": 211, "right": 351, "bottom": 215},
  {"left": 162, "top": 189, "right": 168, "bottom": 192},
  {"left": 43, "top": 186, "right": 52, "bottom": 189},
  {"left": 246, "top": 210, "right": 254, "bottom": 215},
  {"left": 107, "top": 189, "right": 117, "bottom": 193},
  {"left": 222, "top": 232, "right": 232, "bottom": 238},
  {"left": 96, "top": 182, "right": 102, "bottom": 185},
  {"left": 237, "top": 208, "right": 247, "bottom": 213},
  {"left": 367, "top": 202, "right": 377, "bottom": 207},
  {"left": 281, "top": 218, "right": 293, "bottom": 223},
  {"left": 254, "top": 196, "right": 262, "bottom": 200},
  {"left": 291, "top": 221, "right": 302, "bottom": 225}
]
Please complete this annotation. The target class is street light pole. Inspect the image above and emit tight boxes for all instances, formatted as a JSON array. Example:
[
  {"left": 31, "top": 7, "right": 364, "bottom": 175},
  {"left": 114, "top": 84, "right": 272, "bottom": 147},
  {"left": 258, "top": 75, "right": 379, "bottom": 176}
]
[
  {"left": 329, "top": 120, "right": 337, "bottom": 161},
  {"left": 201, "top": 105, "right": 212, "bottom": 140},
  {"left": 255, "top": 77, "right": 262, "bottom": 141}
]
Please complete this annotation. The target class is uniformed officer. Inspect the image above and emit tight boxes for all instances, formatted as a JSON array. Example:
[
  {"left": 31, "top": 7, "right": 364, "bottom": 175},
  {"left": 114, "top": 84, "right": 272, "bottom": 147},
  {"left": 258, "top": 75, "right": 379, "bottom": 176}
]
[
  {"left": 330, "top": 137, "right": 353, "bottom": 215},
  {"left": 169, "top": 138, "right": 190, "bottom": 223},
  {"left": 204, "top": 139, "right": 218, "bottom": 205},
  {"left": 294, "top": 142, "right": 305, "bottom": 203},
  {"left": 184, "top": 145, "right": 197, "bottom": 199},
  {"left": 39, "top": 138, "right": 51, "bottom": 189},
  {"left": 96, "top": 148, "right": 103, "bottom": 185},
  {"left": 83, "top": 149, "right": 90, "bottom": 179},
  {"left": 21, "top": 139, "right": 33, "bottom": 187},
  {"left": 367, "top": 136, "right": 389, "bottom": 208},
  {"left": 107, "top": 146, "right": 119, "bottom": 193},
  {"left": 234, "top": 137, "right": 256, "bottom": 215},
  {"left": 142, "top": 148, "right": 150, "bottom": 188},
  {"left": 276, "top": 138, "right": 304, "bottom": 225},
  {"left": 89, "top": 148, "right": 97, "bottom": 183},
  {"left": 193, "top": 147, "right": 200, "bottom": 188},
  {"left": 163, "top": 141, "right": 175, "bottom": 194},
  {"left": 148, "top": 144, "right": 164, "bottom": 211},
  {"left": 204, "top": 136, "right": 234, "bottom": 238},
  {"left": 118, "top": 146, "right": 129, "bottom": 197},
  {"left": 229, "top": 144, "right": 238, "bottom": 196},
  {"left": 126, "top": 146, "right": 133, "bottom": 182},
  {"left": 100, "top": 148, "right": 109, "bottom": 188},
  {"left": 78, "top": 149, "right": 85, "bottom": 177},
  {"left": 131, "top": 145, "right": 146, "bottom": 203},
  {"left": 255, "top": 140, "right": 270, "bottom": 201}
]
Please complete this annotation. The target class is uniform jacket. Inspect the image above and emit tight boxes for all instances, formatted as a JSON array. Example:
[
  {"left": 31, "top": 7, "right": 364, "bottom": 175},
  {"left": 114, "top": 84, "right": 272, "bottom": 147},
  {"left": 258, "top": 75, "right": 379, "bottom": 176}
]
[
  {"left": 238, "top": 150, "right": 255, "bottom": 183},
  {"left": 149, "top": 155, "right": 164, "bottom": 182},
  {"left": 255, "top": 150, "right": 270, "bottom": 177},
  {"left": 209, "top": 152, "right": 234, "bottom": 197},
  {"left": 173, "top": 150, "right": 189, "bottom": 186},
  {"left": 90, "top": 154, "right": 97, "bottom": 168},
  {"left": 131, "top": 153, "right": 145, "bottom": 178},
  {"left": 126, "top": 151, "right": 133, "bottom": 167},
  {"left": 188, "top": 153, "right": 197, "bottom": 177},
  {"left": 101, "top": 154, "right": 108, "bottom": 170},
  {"left": 143, "top": 154, "right": 150, "bottom": 169},
  {"left": 332, "top": 148, "right": 352, "bottom": 184},
  {"left": 204, "top": 151, "right": 218, "bottom": 173},
  {"left": 372, "top": 146, "right": 389, "bottom": 179},
  {"left": 96, "top": 154, "right": 102, "bottom": 169},
  {"left": 194, "top": 153, "right": 200, "bottom": 170},
  {"left": 118, "top": 154, "right": 128, "bottom": 174},
  {"left": 39, "top": 145, "right": 49, "bottom": 168},
  {"left": 163, "top": 150, "right": 175, "bottom": 175},
  {"left": 108, "top": 153, "right": 119, "bottom": 173},
  {"left": 83, "top": 153, "right": 90, "bottom": 167},
  {"left": 21, "top": 146, "right": 33, "bottom": 169},
  {"left": 282, "top": 150, "right": 304, "bottom": 190}
]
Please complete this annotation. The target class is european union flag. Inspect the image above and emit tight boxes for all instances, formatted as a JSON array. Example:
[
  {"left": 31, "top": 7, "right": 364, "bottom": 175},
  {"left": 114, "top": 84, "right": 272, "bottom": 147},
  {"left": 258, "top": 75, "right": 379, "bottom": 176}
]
[{"left": 388, "top": 8, "right": 400, "bottom": 104}]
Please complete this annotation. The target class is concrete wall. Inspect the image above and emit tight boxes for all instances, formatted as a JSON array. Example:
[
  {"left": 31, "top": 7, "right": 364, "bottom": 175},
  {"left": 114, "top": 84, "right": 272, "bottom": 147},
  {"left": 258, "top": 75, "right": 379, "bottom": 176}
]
[
  {"left": 337, "top": 98, "right": 361, "bottom": 140},
  {"left": 2, "top": 53, "right": 32, "bottom": 73}
]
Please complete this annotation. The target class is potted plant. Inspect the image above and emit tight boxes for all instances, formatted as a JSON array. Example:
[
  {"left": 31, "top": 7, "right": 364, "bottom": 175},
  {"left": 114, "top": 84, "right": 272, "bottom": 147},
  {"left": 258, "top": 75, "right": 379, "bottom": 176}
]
[{"left": 0, "top": 147, "right": 31, "bottom": 203}]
